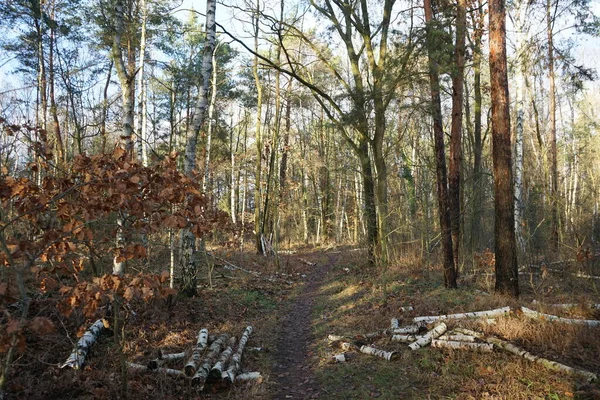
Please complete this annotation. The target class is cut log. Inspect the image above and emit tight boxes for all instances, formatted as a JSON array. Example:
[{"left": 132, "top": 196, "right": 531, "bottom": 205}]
[
  {"left": 148, "top": 351, "right": 187, "bottom": 370},
  {"left": 391, "top": 334, "right": 418, "bottom": 343},
  {"left": 409, "top": 322, "right": 447, "bottom": 350},
  {"left": 222, "top": 326, "right": 253, "bottom": 384},
  {"left": 235, "top": 371, "right": 263, "bottom": 382},
  {"left": 127, "top": 362, "right": 185, "bottom": 377},
  {"left": 431, "top": 339, "right": 493, "bottom": 352},
  {"left": 360, "top": 345, "right": 397, "bottom": 361},
  {"left": 437, "top": 334, "right": 477, "bottom": 342},
  {"left": 191, "top": 333, "right": 229, "bottom": 388},
  {"left": 393, "top": 324, "right": 423, "bottom": 334},
  {"left": 484, "top": 335, "right": 597, "bottom": 382},
  {"left": 184, "top": 328, "right": 209, "bottom": 376},
  {"left": 61, "top": 319, "right": 107, "bottom": 369},
  {"left": 452, "top": 328, "right": 484, "bottom": 338},
  {"left": 332, "top": 353, "right": 348, "bottom": 362},
  {"left": 520, "top": 307, "right": 600, "bottom": 327},
  {"left": 391, "top": 318, "right": 400, "bottom": 330},
  {"left": 327, "top": 334, "right": 346, "bottom": 343},
  {"left": 208, "top": 336, "right": 237, "bottom": 382},
  {"left": 413, "top": 307, "right": 511, "bottom": 323}
]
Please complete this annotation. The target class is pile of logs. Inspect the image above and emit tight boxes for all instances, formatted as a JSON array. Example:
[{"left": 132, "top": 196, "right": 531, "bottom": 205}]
[
  {"left": 327, "top": 305, "right": 599, "bottom": 383},
  {"left": 61, "top": 323, "right": 261, "bottom": 391}
]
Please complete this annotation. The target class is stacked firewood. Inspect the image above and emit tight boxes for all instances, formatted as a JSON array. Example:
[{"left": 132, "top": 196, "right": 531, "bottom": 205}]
[{"left": 127, "top": 326, "right": 261, "bottom": 391}]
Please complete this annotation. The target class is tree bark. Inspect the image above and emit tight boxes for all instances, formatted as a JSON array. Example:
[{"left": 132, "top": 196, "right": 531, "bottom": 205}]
[
  {"left": 489, "top": 0, "right": 519, "bottom": 297},
  {"left": 424, "top": 0, "right": 457, "bottom": 288},
  {"left": 449, "top": 0, "right": 467, "bottom": 270},
  {"left": 547, "top": 0, "right": 559, "bottom": 251}
]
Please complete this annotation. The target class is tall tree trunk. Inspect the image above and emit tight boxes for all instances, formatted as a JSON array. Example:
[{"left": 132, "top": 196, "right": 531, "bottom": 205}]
[
  {"left": 449, "top": 0, "right": 466, "bottom": 270},
  {"left": 180, "top": 0, "right": 217, "bottom": 296},
  {"left": 547, "top": 0, "right": 559, "bottom": 251},
  {"left": 424, "top": 0, "right": 457, "bottom": 288},
  {"left": 252, "top": 0, "right": 264, "bottom": 254},
  {"left": 48, "top": 0, "right": 65, "bottom": 165},
  {"left": 489, "top": 0, "right": 519, "bottom": 297},
  {"left": 135, "top": 0, "right": 148, "bottom": 166},
  {"left": 203, "top": 42, "right": 220, "bottom": 193},
  {"left": 470, "top": 4, "right": 484, "bottom": 255}
]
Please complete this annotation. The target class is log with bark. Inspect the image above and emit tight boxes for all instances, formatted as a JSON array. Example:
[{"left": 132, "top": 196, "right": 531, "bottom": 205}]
[
  {"left": 391, "top": 334, "right": 418, "bottom": 343},
  {"left": 235, "top": 371, "right": 263, "bottom": 382},
  {"left": 127, "top": 362, "right": 185, "bottom": 377},
  {"left": 61, "top": 319, "right": 108, "bottom": 369},
  {"left": 184, "top": 328, "right": 209, "bottom": 376},
  {"left": 148, "top": 351, "right": 187, "bottom": 370},
  {"left": 409, "top": 322, "right": 447, "bottom": 350},
  {"left": 393, "top": 324, "right": 424, "bottom": 334},
  {"left": 359, "top": 345, "right": 397, "bottom": 361},
  {"left": 437, "top": 333, "right": 477, "bottom": 342},
  {"left": 431, "top": 339, "right": 493, "bottom": 352},
  {"left": 192, "top": 333, "right": 230, "bottom": 388},
  {"left": 390, "top": 318, "right": 400, "bottom": 330},
  {"left": 208, "top": 336, "right": 237, "bottom": 382},
  {"left": 484, "top": 335, "right": 597, "bottom": 382},
  {"left": 413, "top": 307, "right": 510, "bottom": 323},
  {"left": 520, "top": 307, "right": 600, "bottom": 327},
  {"left": 222, "top": 326, "right": 253, "bottom": 384}
]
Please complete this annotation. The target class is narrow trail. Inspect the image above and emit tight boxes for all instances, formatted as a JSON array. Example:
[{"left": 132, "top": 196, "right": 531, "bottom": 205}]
[{"left": 271, "top": 253, "right": 337, "bottom": 399}]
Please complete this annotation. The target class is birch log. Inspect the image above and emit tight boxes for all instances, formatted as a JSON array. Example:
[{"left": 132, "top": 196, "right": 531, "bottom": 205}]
[
  {"left": 393, "top": 324, "right": 423, "bottom": 334},
  {"left": 431, "top": 339, "right": 493, "bottom": 352},
  {"left": 192, "top": 334, "right": 229, "bottom": 388},
  {"left": 61, "top": 319, "right": 107, "bottom": 369},
  {"left": 484, "top": 336, "right": 597, "bottom": 382},
  {"left": 437, "top": 334, "right": 477, "bottom": 342},
  {"left": 391, "top": 334, "right": 418, "bottom": 343},
  {"left": 208, "top": 336, "right": 237, "bottom": 381},
  {"left": 391, "top": 318, "right": 400, "bottom": 330},
  {"left": 520, "top": 307, "right": 600, "bottom": 327},
  {"left": 413, "top": 307, "right": 510, "bottom": 323},
  {"left": 409, "top": 322, "right": 447, "bottom": 350},
  {"left": 359, "top": 345, "right": 397, "bottom": 361},
  {"left": 127, "top": 362, "right": 185, "bottom": 377},
  {"left": 148, "top": 351, "right": 187, "bottom": 370},
  {"left": 452, "top": 328, "right": 484, "bottom": 338},
  {"left": 185, "top": 328, "right": 209, "bottom": 376},
  {"left": 222, "top": 326, "right": 253, "bottom": 384},
  {"left": 235, "top": 372, "right": 263, "bottom": 382}
]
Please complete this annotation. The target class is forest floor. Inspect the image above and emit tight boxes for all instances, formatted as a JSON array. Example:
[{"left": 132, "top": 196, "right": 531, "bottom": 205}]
[{"left": 4, "top": 246, "right": 600, "bottom": 399}]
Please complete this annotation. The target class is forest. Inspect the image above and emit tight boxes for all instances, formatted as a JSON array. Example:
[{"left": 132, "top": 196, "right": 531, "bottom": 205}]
[{"left": 1, "top": 0, "right": 600, "bottom": 398}]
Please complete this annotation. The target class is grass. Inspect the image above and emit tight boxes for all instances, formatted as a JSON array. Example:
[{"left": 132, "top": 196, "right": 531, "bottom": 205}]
[{"left": 308, "top": 249, "right": 600, "bottom": 400}]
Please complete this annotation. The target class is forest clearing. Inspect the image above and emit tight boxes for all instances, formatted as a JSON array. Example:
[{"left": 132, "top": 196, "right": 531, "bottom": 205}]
[{"left": 1, "top": 0, "right": 600, "bottom": 398}]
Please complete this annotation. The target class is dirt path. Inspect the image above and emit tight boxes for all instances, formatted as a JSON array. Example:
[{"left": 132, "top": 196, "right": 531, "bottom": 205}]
[{"left": 270, "top": 254, "right": 335, "bottom": 399}]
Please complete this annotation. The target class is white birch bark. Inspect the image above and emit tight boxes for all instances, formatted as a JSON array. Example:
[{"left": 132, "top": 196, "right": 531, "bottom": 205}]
[
  {"left": 431, "top": 339, "right": 493, "bottom": 352},
  {"left": 391, "top": 334, "right": 418, "bottom": 343},
  {"left": 235, "top": 372, "right": 263, "bottom": 382},
  {"left": 520, "top": 307, "right": 600, "bottom": 327},
  {"left": 408, "top": 322, "right": 447, "bottom": 350},
  {"left": 135, "top": 0, "right": 148, "bottom": 167},
  {"left": 203, "top": 42, "right": 220, "bottom": 193},
  {"left": 359, "top": 346, "right": 397, "bottom": 361},
  {"left": 192, "top": 333, "right": 229, "bottom": 388},
  {"left": 390, "top": 318, "right": 399, "bottom": 330},
  {"left": 208, "top": 336, "right": 237, "bottom": 381},
  {"left": 413, "top": 306, "right": 511, "bottom": 323},
  {"left": 61, "top": 319, "right": 107, "bottom": 369},
  {"left": 127, "top": 362, "right": 185, "bottom": 377},
  {"left": 185, "top": 328, "right": 209, "bottom": 376},
  {"left": 222, "top": 326, "right": 253, "bottom": 383},
  {"left": 484, "top": 335, "right": 597, "bottom": 382},
  {"left": 393, "top": 325, "right": 422, "bottom": 334},
  {"left": 147, "top": 351, "right": 186, "bottom": 370},
  {"left": 180, "top": 0, "right": 217, "bottom": 295},
  {"left": 437, "top": 334, "right": 477, "bottom": 342}
]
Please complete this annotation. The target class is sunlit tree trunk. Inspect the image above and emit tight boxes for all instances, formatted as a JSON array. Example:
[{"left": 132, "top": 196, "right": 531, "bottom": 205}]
[
  {"left": 449, "top": 0, "right": 466, "bottom": 271},
  {"left": 489, "top": 0, "right": 519, "bottom": 297},
  {"left": 252, "top": 0, "right": 264, "bottom": 254},
  {"left": 547, "top": 0, "right": 559, "bottom": 251},
  {"left": 180, "top": 0, "right": 216, "bottom": 296}
]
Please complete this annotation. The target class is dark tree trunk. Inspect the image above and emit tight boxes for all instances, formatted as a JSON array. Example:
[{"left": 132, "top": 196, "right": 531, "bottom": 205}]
[
  {"left": 489, "top": 0, "right": 519, "bottom": 297},
  {"left": 424, "top": 0, "right": 457, "bottom": 288}
]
